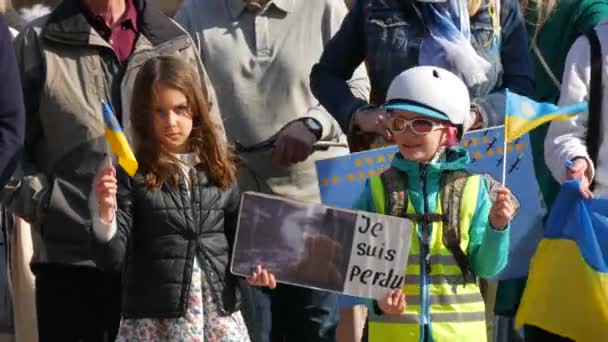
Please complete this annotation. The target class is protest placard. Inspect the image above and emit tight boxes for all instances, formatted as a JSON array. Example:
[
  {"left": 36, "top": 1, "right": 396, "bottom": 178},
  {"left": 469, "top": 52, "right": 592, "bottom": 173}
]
[
  {"left": 315, "top": 127, "right": 546, "bottom": 280},
  {"left": 231, "top": 192, "right": 414, "bottom": 299}
]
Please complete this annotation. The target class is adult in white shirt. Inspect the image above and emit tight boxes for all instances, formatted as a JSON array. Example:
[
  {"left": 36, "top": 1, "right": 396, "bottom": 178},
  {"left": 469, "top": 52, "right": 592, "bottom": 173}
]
[{"left": 545, "top": 22, "right": 608, "bottom": 197}]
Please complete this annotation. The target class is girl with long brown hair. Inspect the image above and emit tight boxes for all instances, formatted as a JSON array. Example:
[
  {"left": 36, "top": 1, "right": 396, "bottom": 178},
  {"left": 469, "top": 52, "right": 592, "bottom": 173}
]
[{"left": 90, "top": 56, "right": 250, "bottom": 341}]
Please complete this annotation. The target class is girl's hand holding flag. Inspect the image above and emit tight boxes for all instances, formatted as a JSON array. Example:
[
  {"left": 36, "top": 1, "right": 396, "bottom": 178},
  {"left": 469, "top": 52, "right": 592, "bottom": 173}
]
[{"left": 93, "top": 166, "right": 117, "bottom": 224}]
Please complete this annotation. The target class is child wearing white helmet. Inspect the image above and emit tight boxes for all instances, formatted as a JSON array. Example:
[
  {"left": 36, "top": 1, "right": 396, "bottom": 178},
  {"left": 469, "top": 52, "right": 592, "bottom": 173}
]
[{"left": 353, "top": 66, "right": 516, "bottom": 342}]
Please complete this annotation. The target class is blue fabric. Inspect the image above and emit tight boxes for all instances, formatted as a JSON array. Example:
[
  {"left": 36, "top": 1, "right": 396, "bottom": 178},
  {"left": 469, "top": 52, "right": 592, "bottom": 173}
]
[
  {"left": 544, "top": 180, "right": 608, "bottom": 273},
  {"left": 310, "top": 0, "right": 534, "bottom": 135}
]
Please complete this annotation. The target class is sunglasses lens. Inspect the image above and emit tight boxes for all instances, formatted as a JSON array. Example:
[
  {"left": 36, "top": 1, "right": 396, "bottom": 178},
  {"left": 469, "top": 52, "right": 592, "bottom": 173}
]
[
  {"left": 390, "top": 117, "right": 407, "bottom": 132},
  {"left": 411, "top": 119, "right": 435, "bottom": 134}
]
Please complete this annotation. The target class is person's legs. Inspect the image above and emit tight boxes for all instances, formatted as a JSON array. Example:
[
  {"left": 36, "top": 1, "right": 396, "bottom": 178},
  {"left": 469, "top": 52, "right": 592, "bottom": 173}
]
[
  {"left": 35, "top": 264, "right": 121, "bottom": 342},
  {"left": 250, "top": 287, "right": 275, "bottom": 342},
  {"left": 99, "top": 269, "right": 121, "bottom": 341},
  {"left": 240, "top": 284, "right": 264, "bottom": 342},
  {"left": 282, "top": 285, "right": 338, "bottom": 342}
]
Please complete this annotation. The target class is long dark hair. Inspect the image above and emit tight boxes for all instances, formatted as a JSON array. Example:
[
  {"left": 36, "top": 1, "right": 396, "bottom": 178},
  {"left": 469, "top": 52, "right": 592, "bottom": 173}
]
[{"left": 130, "top": 56, "right": 236, "bottom": 189}]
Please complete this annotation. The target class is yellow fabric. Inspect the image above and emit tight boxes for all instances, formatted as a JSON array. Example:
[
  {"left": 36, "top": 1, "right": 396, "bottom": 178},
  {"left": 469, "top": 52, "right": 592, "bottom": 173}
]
[
  {"left": 505, "top": 113, "right": 577, "bottom": 142},
  {"left": 103, "top": 104, "right": 138, "bottom": 176},
  {"left": 369, "top": 176, "right": 386, "bottom": 215},
  {"left": 515, "top": 240, "right": 608, "bottom": 341},
  {"left": 369, "top": 175, "right": 486, "bottom": 342}
]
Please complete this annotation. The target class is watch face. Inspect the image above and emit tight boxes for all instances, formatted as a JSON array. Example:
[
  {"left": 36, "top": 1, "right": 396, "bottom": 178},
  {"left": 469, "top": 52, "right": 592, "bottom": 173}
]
[{"left": 306, "top": 118, "right": 321, "bottom": 131}]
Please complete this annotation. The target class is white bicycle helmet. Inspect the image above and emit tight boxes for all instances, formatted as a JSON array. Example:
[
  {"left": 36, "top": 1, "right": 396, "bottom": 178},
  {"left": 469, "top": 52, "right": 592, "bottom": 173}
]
[{"left": 384, "top": 66, "right": 471, "bottom": 137}]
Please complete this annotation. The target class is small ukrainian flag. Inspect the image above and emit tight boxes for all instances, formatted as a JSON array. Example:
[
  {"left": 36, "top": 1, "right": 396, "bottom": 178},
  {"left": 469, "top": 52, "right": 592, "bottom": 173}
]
[
  {"left": 504, "top": 90, "right": 587, "bottom": 142},
  {"left": 102, "top": 103, "right": 138, "bottom": 176}
]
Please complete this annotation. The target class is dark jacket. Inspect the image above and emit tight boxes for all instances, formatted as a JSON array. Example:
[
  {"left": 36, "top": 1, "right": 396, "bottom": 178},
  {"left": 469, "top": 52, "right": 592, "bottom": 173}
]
[
  {"left": 93, "top": 168, "right": 242, "bottom": 318},
  {"left": 0, "top": 15, "right": 25, "bottom": 190},
  {"left": 1, "top": 0, "right": 224, "bottom": 268}
]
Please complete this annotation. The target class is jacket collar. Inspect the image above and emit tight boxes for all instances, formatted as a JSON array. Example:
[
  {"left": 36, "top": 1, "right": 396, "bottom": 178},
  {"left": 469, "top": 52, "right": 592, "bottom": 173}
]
[
  {"left": 228, "top": 0, "right": 295, "bottom": 19},
  {"left": 43, "top": 0, "right": 184, "bottom": 47},
  {"left": 390, "top": 147, "right": 470, "bottom": 177}
]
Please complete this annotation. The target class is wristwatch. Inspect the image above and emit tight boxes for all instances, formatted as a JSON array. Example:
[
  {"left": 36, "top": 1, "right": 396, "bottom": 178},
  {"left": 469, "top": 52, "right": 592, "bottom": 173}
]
[{"left": 302, "top": 118, "right": 322, "bottom": 141}]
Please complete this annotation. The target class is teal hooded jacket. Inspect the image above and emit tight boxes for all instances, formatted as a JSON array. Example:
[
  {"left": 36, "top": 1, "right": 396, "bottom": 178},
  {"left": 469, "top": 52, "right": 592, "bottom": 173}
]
[{"left": 353, "top": 147, "right": 510, "bottom": 280}]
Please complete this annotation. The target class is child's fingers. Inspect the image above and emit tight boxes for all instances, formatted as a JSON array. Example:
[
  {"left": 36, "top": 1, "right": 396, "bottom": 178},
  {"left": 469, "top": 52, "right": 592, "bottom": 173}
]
[
  {"left": 385, "top": 293, "right": 394, "bottom": 307},
  {"left": 492, "top": 200, "right": 511, "bottom": 212},
  {"left": 98, "top": 174, "right": 117, "bottom": 182},
  {"left": 97, "top": 167, "right": 115, "bottom": 179},
  {"left": 268, "top": 273, "right": 277, "bottom": 289},
  {"left": 566, "top": 169, "right": 584, "bottom": 180},
  {"left": 497, "top": 187, "right": 511, "bottom": 195},
  {"left": 397, "top": 293, "right": 406, "bottom": 313},
  {"left": 96, "top": 176, "right": 117, "bottom": 192},
  {"left": 261, "top": 269, "right": 270, "bottom": 286},
  {"left": 390, "top": 289, "right": 402, "bottom": 303},
  {"left": 247, "top": 265, "right": 262, "bottom": 284},
  {"left": 494, "top": 188, "right": 512, "bottom": 203},
  {"left": 97, "top": 183, "right": 117, "bottom": 196},
  {"left": 496, "top": 208, "right": 512, "bottom": 219}
]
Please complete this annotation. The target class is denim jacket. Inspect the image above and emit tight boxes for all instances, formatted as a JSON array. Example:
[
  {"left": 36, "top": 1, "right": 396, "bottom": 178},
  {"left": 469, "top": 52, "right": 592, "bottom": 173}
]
[{"left": 310, "top": 0, "right": 534, "bottom": 134}]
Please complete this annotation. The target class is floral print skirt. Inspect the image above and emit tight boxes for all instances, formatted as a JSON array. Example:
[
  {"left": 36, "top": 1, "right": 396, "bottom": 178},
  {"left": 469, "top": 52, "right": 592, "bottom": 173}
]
[{"left": 116, "top": 259, "right": 250, "bottom": 342}]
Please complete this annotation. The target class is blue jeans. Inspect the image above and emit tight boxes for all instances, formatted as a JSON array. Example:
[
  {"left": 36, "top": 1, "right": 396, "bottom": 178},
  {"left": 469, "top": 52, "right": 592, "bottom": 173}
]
[{"left": 250, "top": 285, "right": 339, "bottom": 342}]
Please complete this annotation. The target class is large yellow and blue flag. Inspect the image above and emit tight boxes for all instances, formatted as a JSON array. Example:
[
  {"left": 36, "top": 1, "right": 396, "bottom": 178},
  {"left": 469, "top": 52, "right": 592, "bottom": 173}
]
[
  {"left": 504, "top": 90, "right": 587, "bottom": 142},
  {"left": 515, "top": 180, "right": 608, "bottom": 340},
  {"left": 102, "top": 103, "right": 138, "bottom": 176}
]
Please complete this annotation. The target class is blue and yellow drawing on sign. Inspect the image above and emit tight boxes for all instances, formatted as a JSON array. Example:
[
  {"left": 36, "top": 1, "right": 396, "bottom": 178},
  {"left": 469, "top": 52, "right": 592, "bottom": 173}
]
[{"left": 316, "top": 127, "right": 545, "bottom": 280}]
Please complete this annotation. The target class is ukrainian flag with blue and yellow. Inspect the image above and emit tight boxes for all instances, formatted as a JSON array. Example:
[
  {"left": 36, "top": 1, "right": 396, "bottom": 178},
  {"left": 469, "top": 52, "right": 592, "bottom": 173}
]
[
  {"left": 504, "top": 89, "right": 587, "bottom": 142},
  {"left": 102, "top": 103, "right": 138, "bottom": 176},
  {"left": 515, "top": 180, "right": 608, "bottom": 340}
]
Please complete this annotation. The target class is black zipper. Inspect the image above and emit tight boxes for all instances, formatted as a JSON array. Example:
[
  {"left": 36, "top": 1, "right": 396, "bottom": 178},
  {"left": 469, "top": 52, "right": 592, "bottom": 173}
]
[{"left": 189, "top": 171, "right": 228, "bottom": 314}]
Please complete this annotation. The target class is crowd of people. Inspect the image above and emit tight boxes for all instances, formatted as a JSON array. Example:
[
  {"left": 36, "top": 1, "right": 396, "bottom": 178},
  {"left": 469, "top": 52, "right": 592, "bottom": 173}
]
[{"left": 0, "top": 0, "right": 606, "bottom": 341}]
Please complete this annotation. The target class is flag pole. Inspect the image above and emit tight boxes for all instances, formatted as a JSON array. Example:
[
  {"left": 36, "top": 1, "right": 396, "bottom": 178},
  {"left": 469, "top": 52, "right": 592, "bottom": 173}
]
[
  {"left": 102, "top": 102, "right": 114, "bottom": 169},
  {"left": 502, "top": 124, "right": 508, "bottom": 187},
  {"left": 502, "top": 89, "right": 510, "bottom": 187}
]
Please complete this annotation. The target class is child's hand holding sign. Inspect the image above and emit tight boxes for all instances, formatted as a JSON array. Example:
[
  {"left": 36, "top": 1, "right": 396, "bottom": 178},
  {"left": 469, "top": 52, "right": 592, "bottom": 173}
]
[
  {"left": 378, "top": 289, "right": 407, "bottom": 315},
  {"left": 248, "top": 265, "right": 277, "bottom": 289}
]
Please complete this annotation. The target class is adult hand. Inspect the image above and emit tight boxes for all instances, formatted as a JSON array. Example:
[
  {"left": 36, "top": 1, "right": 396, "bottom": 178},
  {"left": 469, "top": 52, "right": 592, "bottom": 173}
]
[
  {"left": 93, "top": 166, "right": 117, "bottom": 223},
  {"left": 566, "top": 158, "right": 593, "bottom": 198},
  {"left": 377, "top": 289, "right": 406, "bottom": 315},
  {"left": 247, "top": 265, "right": 277, "bottom": 289},
  {"left": 352, "top": 107, "right": 393, "bottom": 142},
  {"left": 271, "top": 120, "right": 316, "bottom": 166},
  {"left": 469, "top": 108, "right": 483, "bottom": 130},
  {"left": 489, "top": 187, "right": 516, "bottom": 230}
]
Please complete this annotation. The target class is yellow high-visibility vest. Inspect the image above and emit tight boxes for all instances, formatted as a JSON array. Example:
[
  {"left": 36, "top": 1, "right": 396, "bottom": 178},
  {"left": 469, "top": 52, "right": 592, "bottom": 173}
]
[{"left": 368, "top": 173, "right": 486, "bottom": 342}]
